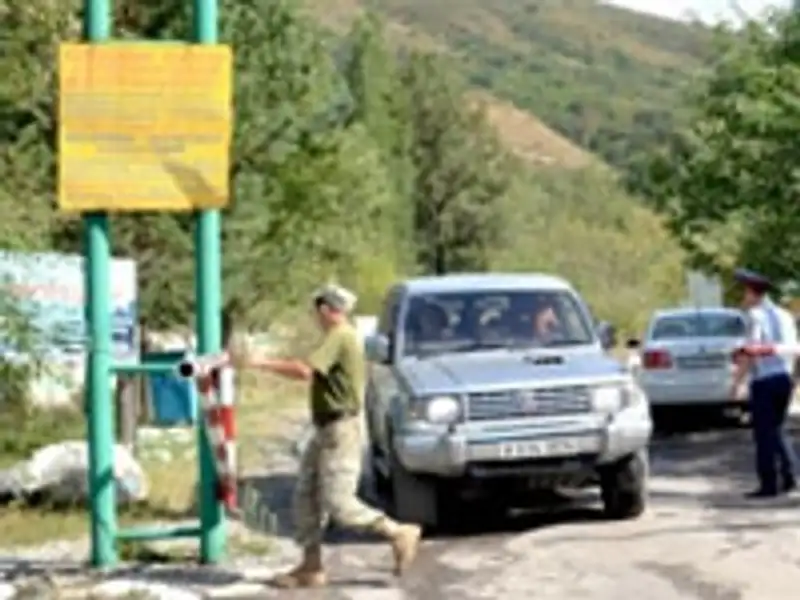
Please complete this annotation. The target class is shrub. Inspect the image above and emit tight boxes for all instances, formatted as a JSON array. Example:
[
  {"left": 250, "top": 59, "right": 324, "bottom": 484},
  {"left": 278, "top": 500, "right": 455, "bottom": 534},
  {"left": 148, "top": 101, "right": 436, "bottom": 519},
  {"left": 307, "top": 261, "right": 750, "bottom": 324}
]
[{"left": 0, "top": 292, "right": 84, "bottom": 463}]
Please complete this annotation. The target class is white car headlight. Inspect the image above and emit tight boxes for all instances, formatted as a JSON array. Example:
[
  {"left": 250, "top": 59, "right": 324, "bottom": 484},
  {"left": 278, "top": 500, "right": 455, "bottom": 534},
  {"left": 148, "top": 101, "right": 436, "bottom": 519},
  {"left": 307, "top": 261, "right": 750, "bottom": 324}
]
[
  {"left": 592, "top": 386, "right": 623, "bottom": 412},
  {"left": 424, "top": 395, "right": 461, "bottom": 424}
]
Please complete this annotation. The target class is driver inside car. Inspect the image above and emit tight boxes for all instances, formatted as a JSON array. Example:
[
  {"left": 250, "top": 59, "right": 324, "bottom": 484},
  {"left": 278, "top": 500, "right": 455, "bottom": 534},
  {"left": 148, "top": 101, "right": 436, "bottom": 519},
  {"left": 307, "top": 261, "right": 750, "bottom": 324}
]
[{"left": 406, "top": 300, "right": 449, "bottom": 346}]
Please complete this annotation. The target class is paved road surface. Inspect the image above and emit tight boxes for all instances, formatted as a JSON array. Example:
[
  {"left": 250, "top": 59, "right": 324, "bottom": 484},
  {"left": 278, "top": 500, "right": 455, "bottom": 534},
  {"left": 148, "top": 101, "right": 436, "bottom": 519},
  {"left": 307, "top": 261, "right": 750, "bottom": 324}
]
[{"left": 240, "top": 420, "right": 800, "bottom": 600}]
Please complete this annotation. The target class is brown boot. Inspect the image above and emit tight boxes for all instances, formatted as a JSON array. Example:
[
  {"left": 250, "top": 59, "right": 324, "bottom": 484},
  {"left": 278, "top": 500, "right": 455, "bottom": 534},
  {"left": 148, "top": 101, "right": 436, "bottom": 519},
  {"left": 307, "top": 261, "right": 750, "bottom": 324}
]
[
  {"left": 375, "top": 517, "right": 422, "bottom": 576},
  {"left": 269, "top": 545, "right": 327, "bottom": 589}
]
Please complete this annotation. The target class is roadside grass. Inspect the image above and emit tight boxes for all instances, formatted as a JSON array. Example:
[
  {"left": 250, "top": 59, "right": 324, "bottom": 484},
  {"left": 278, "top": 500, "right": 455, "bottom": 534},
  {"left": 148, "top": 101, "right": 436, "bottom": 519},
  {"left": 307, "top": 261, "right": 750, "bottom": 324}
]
[{"left": 0, "top": 370, "right": 307, "bottom": 550}]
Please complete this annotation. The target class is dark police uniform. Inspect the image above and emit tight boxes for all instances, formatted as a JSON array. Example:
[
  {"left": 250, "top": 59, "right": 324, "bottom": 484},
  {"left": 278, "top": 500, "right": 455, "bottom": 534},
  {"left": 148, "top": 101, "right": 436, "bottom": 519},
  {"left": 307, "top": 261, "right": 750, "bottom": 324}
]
[{"left": 736, "top": 269, "right": 798, "bottom": 497}]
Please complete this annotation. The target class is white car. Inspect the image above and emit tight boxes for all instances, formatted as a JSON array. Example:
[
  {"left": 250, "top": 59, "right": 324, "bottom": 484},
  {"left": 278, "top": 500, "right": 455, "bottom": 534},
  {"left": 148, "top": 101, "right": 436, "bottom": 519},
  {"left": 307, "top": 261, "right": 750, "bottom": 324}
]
[{"left": 631, "top": 307, "right": 748, "bottom": 416}]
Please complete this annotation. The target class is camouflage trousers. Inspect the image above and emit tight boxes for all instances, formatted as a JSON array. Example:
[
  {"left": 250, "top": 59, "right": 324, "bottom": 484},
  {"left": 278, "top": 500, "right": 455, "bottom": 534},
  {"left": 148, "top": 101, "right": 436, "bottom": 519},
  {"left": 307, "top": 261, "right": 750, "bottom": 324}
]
[{"left": 292, "top": 415, "right": 388, "bottom": 547}]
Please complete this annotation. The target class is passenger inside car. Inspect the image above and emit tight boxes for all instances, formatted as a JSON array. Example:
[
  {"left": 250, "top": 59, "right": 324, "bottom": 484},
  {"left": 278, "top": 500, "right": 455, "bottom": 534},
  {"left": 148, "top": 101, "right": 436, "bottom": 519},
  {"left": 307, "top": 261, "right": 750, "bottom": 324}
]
[{"left": 533, "top": 303, "right": 561, "bottom": 340}]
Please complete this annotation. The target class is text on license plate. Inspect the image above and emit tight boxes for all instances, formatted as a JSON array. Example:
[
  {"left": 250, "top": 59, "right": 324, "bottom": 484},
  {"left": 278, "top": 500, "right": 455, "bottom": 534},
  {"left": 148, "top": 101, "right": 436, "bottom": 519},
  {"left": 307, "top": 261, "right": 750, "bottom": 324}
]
[{"left": 496, "top": 437, "right": 598, "bottom": 459}]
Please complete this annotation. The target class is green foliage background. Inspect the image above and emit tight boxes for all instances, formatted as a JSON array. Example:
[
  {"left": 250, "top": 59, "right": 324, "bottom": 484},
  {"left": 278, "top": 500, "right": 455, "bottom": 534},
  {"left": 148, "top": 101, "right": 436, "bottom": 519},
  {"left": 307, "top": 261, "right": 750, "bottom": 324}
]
[
  {"left": 355, "top": 0, "right": 712, "bottom": 172},
  {"left": 0, "top": 0, "right": 694, "bottom": 342},
  {"left": 630, "top": 8, "right": 800, "bottom": 300}
]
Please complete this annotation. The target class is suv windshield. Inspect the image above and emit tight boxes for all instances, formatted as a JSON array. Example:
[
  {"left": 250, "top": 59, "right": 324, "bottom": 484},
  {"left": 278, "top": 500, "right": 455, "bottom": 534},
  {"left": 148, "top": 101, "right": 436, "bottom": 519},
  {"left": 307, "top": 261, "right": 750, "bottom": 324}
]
[
  {"left": 400, "top": 289, "right": 595, "bottom": 358},
  {"left": 649, "top": 312, "right": 746, "bottom": 340}
]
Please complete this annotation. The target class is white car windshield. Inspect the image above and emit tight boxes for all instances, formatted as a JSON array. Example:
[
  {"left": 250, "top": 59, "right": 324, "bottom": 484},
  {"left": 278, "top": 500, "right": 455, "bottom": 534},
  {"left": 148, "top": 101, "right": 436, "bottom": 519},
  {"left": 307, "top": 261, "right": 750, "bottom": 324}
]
[
  {"left": 401, "top": 289, "right": 595, "bottom": 357},
  {"left": 650, "top": 312, "right": 746, "bottom": 340}
]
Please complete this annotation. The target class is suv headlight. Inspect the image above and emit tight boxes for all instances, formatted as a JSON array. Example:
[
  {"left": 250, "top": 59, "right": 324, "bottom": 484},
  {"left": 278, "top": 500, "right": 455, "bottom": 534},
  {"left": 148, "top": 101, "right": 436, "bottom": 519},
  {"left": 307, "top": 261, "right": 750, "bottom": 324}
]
[
  {"left": 408, "top": 395, "right": 462, "bottom": 424},
  {"left": 592, "top": 381, "right": 641, "bottom": 412},
  {"left": 592, "top": 386, "right": 623, "bottom": 412}
]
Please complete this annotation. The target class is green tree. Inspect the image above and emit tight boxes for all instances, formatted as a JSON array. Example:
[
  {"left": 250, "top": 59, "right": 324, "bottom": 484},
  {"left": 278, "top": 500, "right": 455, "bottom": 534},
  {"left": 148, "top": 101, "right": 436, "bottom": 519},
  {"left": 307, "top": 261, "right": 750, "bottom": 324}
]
[
  {"left": 493, "top": 166, "right": 684, "bottom": 334},
  {"left": 402, "top": 53, "right": 515, "bottom": 274},
  {"left": 7, "top": 0, "right": 395, "bottom": 328},
  {"left": 631, "top": 10, "right": 800, "bottom": 284},
  {"left": 342, "top": 13, "right": 415, "bottom": 274},
  {"left": 344, "top": 13, "right": 413, "bottom": 199},
  {"left": 0, "top": 0, "right": 75, "bottom": 251},
  {"left": 219, "top": 0, "right": 394, "bottom": 326}
]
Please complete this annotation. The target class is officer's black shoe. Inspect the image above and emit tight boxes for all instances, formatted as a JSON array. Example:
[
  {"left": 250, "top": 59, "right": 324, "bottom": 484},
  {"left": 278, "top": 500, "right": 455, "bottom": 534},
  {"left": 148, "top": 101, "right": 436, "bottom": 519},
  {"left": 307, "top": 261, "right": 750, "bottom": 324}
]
[
  {"left": 744, "top": 488, "right": 778, "bottom": 499},
  {"left": 781, "top": 479, "right": 797, "bottom": 494}
]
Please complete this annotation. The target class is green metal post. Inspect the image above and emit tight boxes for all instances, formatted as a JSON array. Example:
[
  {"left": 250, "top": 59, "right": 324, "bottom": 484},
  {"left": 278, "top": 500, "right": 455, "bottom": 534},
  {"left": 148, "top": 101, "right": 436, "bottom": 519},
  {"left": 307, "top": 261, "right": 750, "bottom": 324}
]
[
  {"left": 192, "top": 0, "right": 226, "bottom": 563},
  {"left": 82, "top": 0, "right": 117, "bottom": 569}
]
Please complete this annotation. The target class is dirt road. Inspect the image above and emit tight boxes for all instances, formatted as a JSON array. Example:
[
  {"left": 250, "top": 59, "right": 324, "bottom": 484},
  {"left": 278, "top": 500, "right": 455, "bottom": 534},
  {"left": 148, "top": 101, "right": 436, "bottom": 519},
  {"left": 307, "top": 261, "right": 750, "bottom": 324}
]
[{"left": 242, "top": 421, "right": 800, "bottom": 600}]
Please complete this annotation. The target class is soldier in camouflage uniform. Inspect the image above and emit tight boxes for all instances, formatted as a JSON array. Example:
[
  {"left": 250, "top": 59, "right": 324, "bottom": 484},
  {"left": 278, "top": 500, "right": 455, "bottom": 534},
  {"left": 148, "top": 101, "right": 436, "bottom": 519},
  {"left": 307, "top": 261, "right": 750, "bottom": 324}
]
[{"left": 251, "top": 284, "right": 422, "bottom": 588}]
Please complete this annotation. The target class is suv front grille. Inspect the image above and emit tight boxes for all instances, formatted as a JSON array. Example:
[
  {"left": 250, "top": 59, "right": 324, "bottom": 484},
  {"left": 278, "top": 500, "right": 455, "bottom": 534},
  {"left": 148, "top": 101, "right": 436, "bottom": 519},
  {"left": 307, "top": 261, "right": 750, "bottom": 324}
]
[{"left": 467, "top": 385, "right": 592, "bottom": 421}]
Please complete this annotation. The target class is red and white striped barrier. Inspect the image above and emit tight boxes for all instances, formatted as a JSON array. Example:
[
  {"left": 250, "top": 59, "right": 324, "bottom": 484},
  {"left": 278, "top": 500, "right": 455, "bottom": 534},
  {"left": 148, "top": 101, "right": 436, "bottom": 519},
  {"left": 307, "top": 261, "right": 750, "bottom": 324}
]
[
  {"left": 177, "top": 352, "right": 237, "bottom": 510},
  {"left": 177, "top": 351, "right": 230, "bottom": 379}
]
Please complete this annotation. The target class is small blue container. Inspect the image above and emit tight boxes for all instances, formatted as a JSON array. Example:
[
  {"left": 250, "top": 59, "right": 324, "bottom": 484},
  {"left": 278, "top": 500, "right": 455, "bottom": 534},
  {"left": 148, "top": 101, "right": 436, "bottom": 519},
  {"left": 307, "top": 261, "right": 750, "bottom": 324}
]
[{"left": 146, "top": 351, "right": 197, "bottom": 425}]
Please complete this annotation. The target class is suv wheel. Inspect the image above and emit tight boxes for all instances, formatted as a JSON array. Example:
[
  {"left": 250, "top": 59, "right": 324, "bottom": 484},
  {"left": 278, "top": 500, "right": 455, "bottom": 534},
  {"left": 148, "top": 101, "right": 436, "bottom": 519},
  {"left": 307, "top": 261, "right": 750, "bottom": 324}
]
[
  {"left": 387, "top": 449, "right": 439, "bottom": 527},
  {"left": 599, "top": 450, "right": 648, "bottom": 520}
]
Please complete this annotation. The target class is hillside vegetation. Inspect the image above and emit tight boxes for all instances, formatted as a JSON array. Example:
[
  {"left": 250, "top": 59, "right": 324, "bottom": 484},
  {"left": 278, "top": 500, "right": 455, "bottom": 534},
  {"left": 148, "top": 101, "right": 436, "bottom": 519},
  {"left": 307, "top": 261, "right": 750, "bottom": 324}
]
[
  {"left": 475, "top": 93, "right": 596, "bottom": 169},
  {"left": 632, "top": 10, "right": 800, "bottom": 290},
  {"left": 0, "top": 0, "right": 688, "bottom": 338},
  {"left": 313, "top": 0, "right": 698, "bottom": 329},
  {"left": 319, "top": 0, "right": 712, "bottom": 171}
]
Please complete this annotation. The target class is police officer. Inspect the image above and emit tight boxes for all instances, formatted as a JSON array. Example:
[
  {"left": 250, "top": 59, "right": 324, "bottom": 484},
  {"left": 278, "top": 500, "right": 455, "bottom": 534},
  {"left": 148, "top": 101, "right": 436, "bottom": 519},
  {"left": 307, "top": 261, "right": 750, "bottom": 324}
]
[
  {"left": 249, "top": 284, "right": 422, "bottom": 588},
  {"left": 732, "top": 269, "right": 798, "bottom": 498}
]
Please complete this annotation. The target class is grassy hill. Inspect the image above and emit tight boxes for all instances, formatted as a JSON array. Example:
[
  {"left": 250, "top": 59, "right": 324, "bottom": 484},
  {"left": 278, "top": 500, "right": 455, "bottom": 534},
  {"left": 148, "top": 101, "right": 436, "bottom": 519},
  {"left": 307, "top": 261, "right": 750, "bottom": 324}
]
[
  {"left": 317, "top": 0, "right": 712, "bottom": 170},
  {"left": 372, "top": 0, "right": 712, "bottom": 169},
  {"left": 474, "top": 92, "right": 596, "bottom": 169},
  {"left": 308, "top": 0, "right": 704, "bottom": 331}
]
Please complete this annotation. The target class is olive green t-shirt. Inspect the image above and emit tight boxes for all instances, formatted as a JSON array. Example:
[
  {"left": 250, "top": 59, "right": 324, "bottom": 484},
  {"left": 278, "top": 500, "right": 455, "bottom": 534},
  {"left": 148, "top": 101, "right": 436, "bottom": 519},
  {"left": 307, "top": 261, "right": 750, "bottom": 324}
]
[{"left": 307, "top": 322, "right": 365, "bottom": 424}]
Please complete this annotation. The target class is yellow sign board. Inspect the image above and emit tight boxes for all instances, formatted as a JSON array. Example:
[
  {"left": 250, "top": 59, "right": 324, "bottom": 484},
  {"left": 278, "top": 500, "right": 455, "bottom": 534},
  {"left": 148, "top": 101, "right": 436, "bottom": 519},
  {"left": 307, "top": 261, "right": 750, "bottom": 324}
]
[{"left": 58, "top": 43, "right": 233, "bottom": 212}]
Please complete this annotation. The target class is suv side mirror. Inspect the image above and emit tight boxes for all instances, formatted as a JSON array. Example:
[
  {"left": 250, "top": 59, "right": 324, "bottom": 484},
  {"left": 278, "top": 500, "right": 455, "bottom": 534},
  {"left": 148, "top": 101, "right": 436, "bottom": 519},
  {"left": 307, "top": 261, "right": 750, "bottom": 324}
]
[
  {"left": 365, "top": 333, "right": 390, "bottom": 363},
  {"left": 596, "top": 322, "right": 616, "bottom": 350}
]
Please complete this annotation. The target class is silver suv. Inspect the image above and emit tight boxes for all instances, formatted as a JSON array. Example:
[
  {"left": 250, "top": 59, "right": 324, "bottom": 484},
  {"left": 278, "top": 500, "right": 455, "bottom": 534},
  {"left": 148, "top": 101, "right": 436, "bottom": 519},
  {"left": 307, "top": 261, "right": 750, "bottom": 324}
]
[{"left": 364, "top": 274, "right": 652, "bottom": 528}]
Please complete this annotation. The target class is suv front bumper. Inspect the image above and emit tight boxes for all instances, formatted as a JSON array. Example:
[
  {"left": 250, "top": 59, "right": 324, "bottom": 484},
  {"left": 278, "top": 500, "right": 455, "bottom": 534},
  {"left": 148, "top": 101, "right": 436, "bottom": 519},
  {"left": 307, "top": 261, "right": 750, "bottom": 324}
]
[{"left": 393, "top": 400, "right": 652, "bottom": 478}]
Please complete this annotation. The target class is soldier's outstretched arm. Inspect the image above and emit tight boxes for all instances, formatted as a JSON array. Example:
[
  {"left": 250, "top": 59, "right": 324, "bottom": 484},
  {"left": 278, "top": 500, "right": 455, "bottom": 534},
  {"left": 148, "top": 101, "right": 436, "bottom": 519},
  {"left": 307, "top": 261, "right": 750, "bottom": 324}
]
[
  {"left": 241, "top": 327, "right": 342, "bottom": 382},
  {"left": 248, "top": 356, "right": 313, "bottom": 381}
]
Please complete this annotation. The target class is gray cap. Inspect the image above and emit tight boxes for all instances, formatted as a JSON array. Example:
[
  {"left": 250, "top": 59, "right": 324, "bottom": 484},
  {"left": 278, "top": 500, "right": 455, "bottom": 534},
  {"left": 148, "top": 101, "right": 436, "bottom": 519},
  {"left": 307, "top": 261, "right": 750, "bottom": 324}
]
[{"left": 312, "top": 284, "right": 357, "bottom": 313}]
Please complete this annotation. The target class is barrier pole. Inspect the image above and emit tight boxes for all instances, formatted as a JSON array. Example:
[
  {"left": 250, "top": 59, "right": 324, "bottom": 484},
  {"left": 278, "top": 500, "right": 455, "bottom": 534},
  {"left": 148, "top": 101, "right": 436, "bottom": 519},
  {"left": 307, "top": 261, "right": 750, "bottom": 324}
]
[
  {"left": 82, "top": 0, "right": 117, "bottom": 569},
  {"left": 192, "top": 0, "right": 226, "bottom": 564}
]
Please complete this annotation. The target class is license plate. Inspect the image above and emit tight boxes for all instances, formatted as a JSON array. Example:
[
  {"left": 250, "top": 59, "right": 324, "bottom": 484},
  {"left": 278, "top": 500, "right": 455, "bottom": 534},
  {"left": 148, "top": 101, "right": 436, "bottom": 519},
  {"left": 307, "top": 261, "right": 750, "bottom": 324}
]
[
  {"left": 677, "top": 355, "right": 725, "bottom": 369},
  {"left": 497, "top": 436, "right": 597, "bottom": 459}
]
